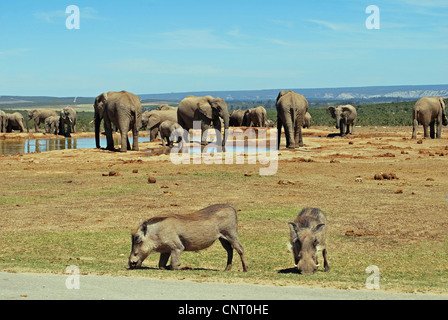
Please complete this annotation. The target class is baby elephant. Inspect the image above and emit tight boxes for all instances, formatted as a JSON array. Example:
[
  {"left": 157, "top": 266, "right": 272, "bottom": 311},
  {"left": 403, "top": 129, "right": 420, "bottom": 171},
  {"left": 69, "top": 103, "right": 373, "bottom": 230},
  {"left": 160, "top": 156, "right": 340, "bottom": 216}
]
[
  {"left": 158, "top": 120, "right": 183, "bottom": 147},
  {"left": 128, "top": 204, "right": 248, "bottom": 272},
  {"left": 288, "top": 208, "right": 330, "bottom": 275},
  {"left": 45, "top": 116, "right": 60, "bottom": 135}
]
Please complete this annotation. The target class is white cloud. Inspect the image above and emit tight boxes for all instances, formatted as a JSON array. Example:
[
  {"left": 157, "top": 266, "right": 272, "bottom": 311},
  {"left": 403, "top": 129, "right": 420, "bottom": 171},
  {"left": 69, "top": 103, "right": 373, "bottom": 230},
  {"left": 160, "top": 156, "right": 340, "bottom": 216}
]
[
  {"left": 306, "top": 19, "right": 343, "bottom": 31},
  {"left": 34, "top": 6, "right": 101, "bottom": 24}
]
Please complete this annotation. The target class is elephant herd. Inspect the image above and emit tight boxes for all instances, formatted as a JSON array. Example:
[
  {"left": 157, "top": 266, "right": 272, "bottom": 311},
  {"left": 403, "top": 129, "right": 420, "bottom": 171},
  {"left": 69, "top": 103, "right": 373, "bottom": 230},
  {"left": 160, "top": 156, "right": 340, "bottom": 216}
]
[
  {"left": 2, "top": 90, "right": 445, "bottom": 151},
  {"left": 0, "top": 107, "right": 77, "bottom": 137},
  {"left": 92, "top": 90, "right": 448, "bottom": 152}
]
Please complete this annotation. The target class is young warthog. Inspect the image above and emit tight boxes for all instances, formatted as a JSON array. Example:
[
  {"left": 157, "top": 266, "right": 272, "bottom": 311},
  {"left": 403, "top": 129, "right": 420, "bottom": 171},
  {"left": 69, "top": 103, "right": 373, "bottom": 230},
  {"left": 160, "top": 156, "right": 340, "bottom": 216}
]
[
  {"left": 128, "top": 204, "right": 248, "bottom": 272},
  {"left": 288, "top": 208, "right": 330, "bottom": 275}
]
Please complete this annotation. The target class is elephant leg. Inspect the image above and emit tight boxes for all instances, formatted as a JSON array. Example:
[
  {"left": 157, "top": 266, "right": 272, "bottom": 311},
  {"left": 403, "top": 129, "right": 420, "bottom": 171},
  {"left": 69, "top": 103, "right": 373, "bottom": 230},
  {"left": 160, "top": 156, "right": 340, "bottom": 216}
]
[
  {"left": 436, "top": 119, "right": 442, "bottom": 139},
  {"left": 132, "top": 118, "right": 139, "bottom": 151},
  {"left": 294, "top": 120, "right": 304, "bottom": 147},
  {"left": 104, "top": 120, "right": 115, "bottom": 151},
  {"left": 423, "top": 124, "right": 430, "bottom": 138},
  {"left": 200, "top": 121, "right": 211, "bottom": 145},
  {"left": 429, "top": 121, "right": 436, "bottom": 139},
  {"left": 277, "top": 119, "right": 283, "bottom": 149},
  {"left": 412, "top": 119, "right": 418, "bottom": 139},
  {"left": 284, "top": 114, "right": 296, "bottom": 149}
]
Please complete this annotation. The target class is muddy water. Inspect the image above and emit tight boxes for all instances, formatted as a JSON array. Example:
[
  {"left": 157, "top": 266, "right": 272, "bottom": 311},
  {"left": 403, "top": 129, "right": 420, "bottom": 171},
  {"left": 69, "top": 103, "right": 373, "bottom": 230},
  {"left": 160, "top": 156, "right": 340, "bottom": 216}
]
[{"left": 0, "top": 137, "right": 131, "bottom": 156}]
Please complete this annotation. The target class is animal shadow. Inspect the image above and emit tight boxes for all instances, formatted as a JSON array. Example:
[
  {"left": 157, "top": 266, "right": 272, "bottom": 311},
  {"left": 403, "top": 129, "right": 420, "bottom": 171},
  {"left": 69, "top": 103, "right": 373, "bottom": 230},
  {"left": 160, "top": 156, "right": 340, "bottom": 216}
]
[{"left": 278, "top": 267, "right": 300, "bottom": 274}]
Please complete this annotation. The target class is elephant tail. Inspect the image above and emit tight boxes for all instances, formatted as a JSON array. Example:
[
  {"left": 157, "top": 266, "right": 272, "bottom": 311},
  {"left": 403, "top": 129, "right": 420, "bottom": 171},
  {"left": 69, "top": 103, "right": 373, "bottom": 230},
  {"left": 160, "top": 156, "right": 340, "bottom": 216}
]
[{"left": 412, "top": 106, "right": 420, "bottom": 125}]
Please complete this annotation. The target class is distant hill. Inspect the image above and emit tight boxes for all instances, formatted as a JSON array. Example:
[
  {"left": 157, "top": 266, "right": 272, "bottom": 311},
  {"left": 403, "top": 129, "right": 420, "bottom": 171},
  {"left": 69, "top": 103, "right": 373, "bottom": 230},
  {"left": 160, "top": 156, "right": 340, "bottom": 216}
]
[
  {"left": 139, "top": 84, "right": 448, "bottom": 103},
  {"left": 1, "top": 84, "right": 447, "bottom": 108}
]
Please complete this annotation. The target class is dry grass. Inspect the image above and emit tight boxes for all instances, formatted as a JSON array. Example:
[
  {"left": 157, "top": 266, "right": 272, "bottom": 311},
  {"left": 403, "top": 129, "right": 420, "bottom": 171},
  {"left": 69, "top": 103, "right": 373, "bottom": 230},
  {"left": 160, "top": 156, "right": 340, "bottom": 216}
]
[{"left": 0, "top": 126, "right": 447, "bottom": 294}]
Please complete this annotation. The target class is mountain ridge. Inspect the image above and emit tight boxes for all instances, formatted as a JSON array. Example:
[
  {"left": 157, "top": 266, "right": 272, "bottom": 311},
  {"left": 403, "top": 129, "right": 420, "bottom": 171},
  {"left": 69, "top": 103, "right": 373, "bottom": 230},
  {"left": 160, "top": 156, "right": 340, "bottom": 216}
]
[{"left": 1, "top": 84, "right": 447, "bottom": 107}]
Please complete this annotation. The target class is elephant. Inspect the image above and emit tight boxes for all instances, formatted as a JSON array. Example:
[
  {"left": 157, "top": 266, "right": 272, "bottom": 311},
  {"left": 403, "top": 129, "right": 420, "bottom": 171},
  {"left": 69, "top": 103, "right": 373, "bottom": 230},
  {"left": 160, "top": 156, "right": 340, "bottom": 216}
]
[
  {"left": 27, "top": 109, "right": 58, "bottom": 133},
  {"left": 0, "top": 110, "right": 7, "bottom": 133},
  {"left": 6, "top": 112, "right": 26, "bottom": 132},
  {"left": 156, "top": 104, "right": 178, "bottom": 111},
  {"left": 412, "top": 97, "right": 448, "bottom": 139},
  {"left": 326, "top": 105, "right": 357, "bottom": 136},
  {"left": 59, "top": 106, "right": 77, "bottom": 137},
  {"left": 177, "top": 95, "right": 230, "bottom": 146},
  {"left": 265, "top": 119, "right": 276, "bottom": 128},
  {"left": 141, "top": 109, "right": 178, "bottom": 141},
  {"left": 94, "top": 90, "right": 142, "bottom": 152},
  {"left": 276, "top": 90, "right": 309, "bottom": 149},
  {"left": 229, "top": 110, "right": 245, "bottom": 127},
  {"left": 243, "top": 106, "right": 267, "bottom": 127},
  {"left": 159, "top": 120, "right": 183, "bottom": 147},
  {"left": 45, "top": 116, "right": 60, "bottom": 135},
  {"left": 303, "top": 112, "right": 312, "bottom": 129}
]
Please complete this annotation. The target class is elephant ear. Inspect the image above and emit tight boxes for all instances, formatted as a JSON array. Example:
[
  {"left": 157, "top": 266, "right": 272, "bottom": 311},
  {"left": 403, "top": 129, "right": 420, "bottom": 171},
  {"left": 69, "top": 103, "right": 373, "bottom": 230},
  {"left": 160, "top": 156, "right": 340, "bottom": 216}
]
[
  {"left": 327, "top": 106, "right": 337, "bottom": 118},
  {"left": 147, "top": 113, "right": 161, "bottom": 130},
  {"left": 341, "top": 106, "right": 353, "bottom": 117},
  {"left": 95, "top": 93, "right": 108, "bottom": 117},
  {"left": 198, "top": 102, "right": 213, "bottom": 120},
  {"left": 276, "top": 90, "right": 287, "bottom": 103}
]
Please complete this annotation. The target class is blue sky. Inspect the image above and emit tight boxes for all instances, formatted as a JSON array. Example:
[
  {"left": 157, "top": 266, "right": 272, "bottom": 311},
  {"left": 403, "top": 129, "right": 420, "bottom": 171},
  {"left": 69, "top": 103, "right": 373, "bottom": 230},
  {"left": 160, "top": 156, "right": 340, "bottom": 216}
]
[{"left": 0, "top": 0, "right": 447, "bottom": 96}]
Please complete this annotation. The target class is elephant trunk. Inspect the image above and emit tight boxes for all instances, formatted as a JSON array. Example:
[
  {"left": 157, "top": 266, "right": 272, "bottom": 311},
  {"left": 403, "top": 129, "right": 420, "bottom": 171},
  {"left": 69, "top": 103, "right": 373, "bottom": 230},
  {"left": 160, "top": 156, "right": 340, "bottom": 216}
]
[{"left": 222, "top": 111, "right": 230, "bottom": 147}]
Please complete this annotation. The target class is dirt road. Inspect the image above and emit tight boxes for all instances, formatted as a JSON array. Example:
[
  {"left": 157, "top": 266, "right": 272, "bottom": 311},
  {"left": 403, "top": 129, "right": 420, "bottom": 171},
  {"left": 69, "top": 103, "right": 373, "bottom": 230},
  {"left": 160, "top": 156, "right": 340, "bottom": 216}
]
[{"left": 1, "top": 272, "right": 446, "bottom": 300}]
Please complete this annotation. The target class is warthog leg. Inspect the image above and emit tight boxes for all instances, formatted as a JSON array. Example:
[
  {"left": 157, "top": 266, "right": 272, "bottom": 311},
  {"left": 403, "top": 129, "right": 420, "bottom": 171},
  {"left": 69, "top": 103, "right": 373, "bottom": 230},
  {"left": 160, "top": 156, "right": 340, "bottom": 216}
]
[
  {"left": 219, "top": 238, "right": 234, "bottom": 271},
  {"left": 169, "top": 248, "right": 183, "bottom": 270},
  {"left": 158, "top": 253, "right": 171, "bottom": 270},
  {"left": 220, "top": 235, "right": 248, "bottom": 272},
  {"left": 323, "top": 249, "right": 330, "bottom": 272}
]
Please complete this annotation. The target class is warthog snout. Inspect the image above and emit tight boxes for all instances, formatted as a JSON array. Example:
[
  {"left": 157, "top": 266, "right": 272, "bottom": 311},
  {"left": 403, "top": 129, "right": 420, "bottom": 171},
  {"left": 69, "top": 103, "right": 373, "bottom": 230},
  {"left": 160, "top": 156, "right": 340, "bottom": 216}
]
[
  {"left": 297, "top": 258, "right": 318, "bottom": 275},
  {"left": 127, "top": 256, "right": 141, "bottom": 270}
]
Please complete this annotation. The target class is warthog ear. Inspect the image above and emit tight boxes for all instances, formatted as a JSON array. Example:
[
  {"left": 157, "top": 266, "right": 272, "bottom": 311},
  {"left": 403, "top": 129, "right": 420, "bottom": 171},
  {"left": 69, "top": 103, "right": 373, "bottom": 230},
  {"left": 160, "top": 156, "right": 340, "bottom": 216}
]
[
  {"left": 288, "top": 222, "right": 299, "bottom": 241},
  {"left": 312, "top": 223, "right": 326, "bottom": 234},
  {"left": 141, "top": 222, "right": 147, "bottom": 237}
]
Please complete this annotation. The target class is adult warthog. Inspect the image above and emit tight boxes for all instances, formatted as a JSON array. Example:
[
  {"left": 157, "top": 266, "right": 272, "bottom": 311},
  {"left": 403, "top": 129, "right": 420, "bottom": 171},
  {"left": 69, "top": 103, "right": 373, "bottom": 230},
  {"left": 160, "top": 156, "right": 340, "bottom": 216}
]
[
  {"left": 128, "top": 204, "right": 248, "bottom": 272},
  {"left": 288, "top": 208, "right": 330, "bottom": 275}
]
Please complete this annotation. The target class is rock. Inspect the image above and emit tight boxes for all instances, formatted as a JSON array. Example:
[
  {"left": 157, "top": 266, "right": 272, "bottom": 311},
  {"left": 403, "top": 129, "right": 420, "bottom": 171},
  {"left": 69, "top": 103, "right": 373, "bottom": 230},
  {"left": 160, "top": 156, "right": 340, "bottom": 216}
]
[
  {"left": 132, "top": 169, "right": 139, "bottom": 174},
  {"left": 148, "top": 176, "right": 157, "bottom": 184}
]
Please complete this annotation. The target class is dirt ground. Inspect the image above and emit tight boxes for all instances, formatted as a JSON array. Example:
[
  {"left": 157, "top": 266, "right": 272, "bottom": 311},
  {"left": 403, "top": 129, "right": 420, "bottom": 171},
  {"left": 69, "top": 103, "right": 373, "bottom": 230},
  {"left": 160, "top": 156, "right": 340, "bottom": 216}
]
[{"left": 0, "top": 126, "right": 447, "bottom": 292}]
